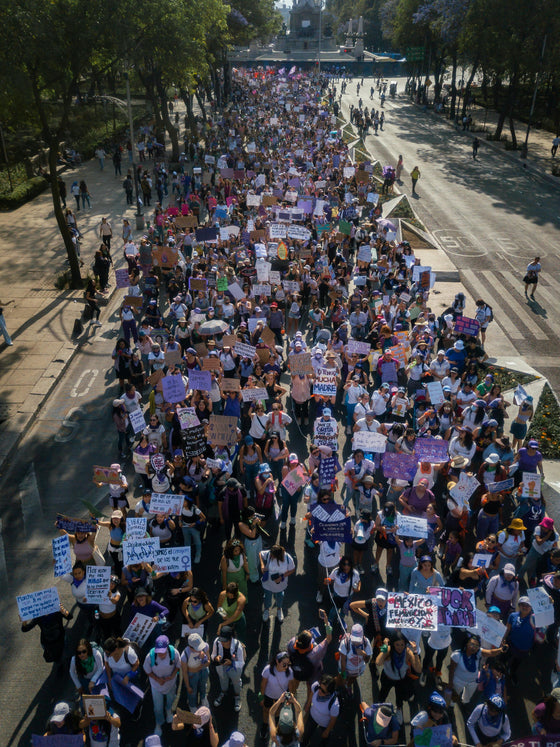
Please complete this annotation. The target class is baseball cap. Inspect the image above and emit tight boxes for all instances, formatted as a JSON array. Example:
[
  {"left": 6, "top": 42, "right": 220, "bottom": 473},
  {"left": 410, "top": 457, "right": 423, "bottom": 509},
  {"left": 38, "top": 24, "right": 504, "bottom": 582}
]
[
  {"left": 219, "top": 625, "right": 234, "bottom": 641},
  {"left": 195, "top": 706, "right": 211, "bottom": 725},
  {"left": 154, "top": 635, "right": 169, "bottom": 653},
  {"left": 323, "top": 408, "right": 332, "bottom": 416},
  {"left": 289, "top": 453, "right": 299, "bottom": 464},
  {"left": 113, "top": 398, "right": 124, "bottom": 407},
  {"left": 488, "top": 606, "right": 501, "bottom": 614},
  {"left": 223, "top": 732, "right": 245, "bottom": 747},
  {"left": 528, "top": 439, "right": 539, "bottom": 448},
  {"left": 50, "top": 702, "right": 70, "bottom": 724},
  {"left": 145, "top": 737, "right": 162, "bottom": 747},
  {"left": 503, "top": 563, "right": 516, "bottom": 577},
  {"left": 187, "top": 633, "right": 206, "bottom": 651},
  {"left": 428, "top": 691, "right": 447, "bottom": 710},
  {"left": 278, "top": 704, "right": 295, "bottom": 735},
  {"left": 350, "top": 623, "right": 364, "bottom": 644},
  {"left": 518, "top": 596, "right": 532, "bottom": 607},
  {"left": 488, "top": 695, "right": 505, "bottom": 711},
  {"left": 111, "top": 509, "right": 123, "bottom": 520}
]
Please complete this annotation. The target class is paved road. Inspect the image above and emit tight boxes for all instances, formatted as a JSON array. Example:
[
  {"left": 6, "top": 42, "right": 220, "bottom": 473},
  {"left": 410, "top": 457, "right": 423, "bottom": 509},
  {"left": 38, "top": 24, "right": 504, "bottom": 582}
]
[{"left": 340, "top": 77, "right": 560, "bottom": 394}]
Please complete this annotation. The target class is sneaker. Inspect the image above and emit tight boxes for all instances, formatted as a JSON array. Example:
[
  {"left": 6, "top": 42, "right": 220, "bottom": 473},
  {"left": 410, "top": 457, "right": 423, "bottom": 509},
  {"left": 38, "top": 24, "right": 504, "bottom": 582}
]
[
  {"left": 234, "top": 696, "right": 241, "bottom": 712},
  {"left": 214, "top": 693, "right": 225, "bottom": 707},
  {"left": 262, "top": 608, "right": 270, "bottom": 622},
  {"left": 277, "top": 608, "right": 284, "bottom": 622},
  {"left": 290, "top": 517, "right": 297, "bottom": 526},
  {"left": 316, "top": 591, "right": 323, "bottom": 603},
  {"left": 419, "top": 671, "right": 427, "bottom": 687},
  {"left": 279, "top": 521, "right": 286, "bottom": 529},
  {"left": 371, "top": 562, "right": 379, "bottom": 572}
]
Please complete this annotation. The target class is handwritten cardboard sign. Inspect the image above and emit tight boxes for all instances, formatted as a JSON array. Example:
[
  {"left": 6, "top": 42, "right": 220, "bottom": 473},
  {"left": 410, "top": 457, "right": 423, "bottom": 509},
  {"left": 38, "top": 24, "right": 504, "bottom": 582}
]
[
  {"left": 382, "top": 453, "right": 418, "bottom": 482},
  {"left": 177, "top": 408, "right": 200, "bottom": 429},
  {"left": 85, "top": 565, "right": 111, "bottom": 604},
  {"left": 17, "top": 587, "right": 60, "bottom": 621},
  {"left": 93, "top": 465, "right": 121, "bottom": 485},
  {"left": 467, "top": 609, "right": 506, "bottom": 648},
  {"left": 352, "top": 431, "right": 387, "bottom": 453},
  {"left": 396, "top": 514, "right": 428, "bottom": 539},
  {"left": 221, "top": 378, "right": 241, "bottom": 392},
  {"left": 208, "top": 415, "right": 238, "bottom": 447},
  {"left": 313, "top": 368, "right": 338, "bottom": 397},
  {"left": 241, "top": 387, "right": 267, "bottom": 402},
  {"left": 234, "top": 342, "right": 257, "bottom": 359},
  {"left": 128, "top": 408, "right": 146, "bottom": 434},
  {"left": 183, "top": 424, "right": 207, "bottom": 457},
  {"left": 386, "top": 593, "right": 438, "bottom": 631},
  {"left": 162, "top": 374, "right": 187, "bottom": 403},
  {"left": 521, "top": 472, "right": 541, "bottom": 498},
  {"left": 289, "top": 352, "right": 313, "bottom": 375},
  {"left": 149, "top": 492, "right": 183, "bottom": 515},
  {"left": 152, "top": 546, "right": 192, "bottom": 573},
  {"left": 55, "top": 514, "right": 98, "bottom": 534},
  {"left": 52, "top": 535, "right": 72, "bottom": 577},
  {"left": 122, "top": 537, "right": 161, "bottom": 567},
  {"left": 188, "top": 369, "right": 212, "bottom": 391},
  {"left": 126, "top": 517, "right": 147, "bottom": 539},
  {"left": 454, "top": 315, "right": 480, "bottom": 337},
  {"left": 281, "top": 466, "right": 308, "bottom": 496},
  {"left": 413, "top": 438, "right": 449, "bottom": 463},
  {"left": 429, "top": 586, "right": 476, "bottom": 628},
  {"left": 123, "top": 611, "right": 158, "bottom": 647}
]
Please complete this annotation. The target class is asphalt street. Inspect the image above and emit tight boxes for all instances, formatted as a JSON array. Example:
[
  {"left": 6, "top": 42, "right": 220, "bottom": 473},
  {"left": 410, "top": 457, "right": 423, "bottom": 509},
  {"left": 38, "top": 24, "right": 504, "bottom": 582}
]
[
  {"left": 339, "top": 76, "right": 560, "bottom": 394},
  {"left": 1, "top": 76, "right": 557, "bottom": 746}
]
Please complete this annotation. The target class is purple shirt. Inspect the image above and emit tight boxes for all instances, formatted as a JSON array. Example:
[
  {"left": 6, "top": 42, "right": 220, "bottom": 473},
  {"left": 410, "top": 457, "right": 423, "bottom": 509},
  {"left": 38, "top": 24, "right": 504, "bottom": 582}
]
[{"left": 517, "top": 448, "right": 542, "bottom": 473}]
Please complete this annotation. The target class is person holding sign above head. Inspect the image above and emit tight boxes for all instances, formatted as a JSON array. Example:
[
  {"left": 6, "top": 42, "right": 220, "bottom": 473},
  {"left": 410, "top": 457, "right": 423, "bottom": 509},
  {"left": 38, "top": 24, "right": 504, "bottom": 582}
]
[
  {"left": 360, "top": 702, "right": 399, "bottom": 747},
  {"left": 79, "top": 695, "right": 121, "bottom": 747}
]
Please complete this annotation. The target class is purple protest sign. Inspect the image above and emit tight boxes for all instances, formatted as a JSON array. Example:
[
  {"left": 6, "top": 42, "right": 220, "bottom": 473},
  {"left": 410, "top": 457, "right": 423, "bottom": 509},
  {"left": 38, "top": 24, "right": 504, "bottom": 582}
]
[
  {"left": 318, "top": 456, "right": 341, "bottom": 488},
  {"left": 115, "top": 268, "right": 130, "bottom": 289},
  {"left": 195, "top": 227, "right": 219, "bottom": 243},
  {"left": 381, "top": 362, "right": 398, "bottom": 383},
  {"left": 161, "top": 374, "right": 187, "bottom": 404},
  {"left": 311, "top": 502, "right": 352, "bottom": 543},
  {"left": 413, "top": 437, "right": 449, "bottom": 463},
  {"left": 454, "top": 315, "right": 480, "bottom": 337},
  {"left": 188, "top": 369, "right": 212, "bottom": 391},
  {"left": 382, "top": 452, "right": 418, "bottom": 481},
  {"left": 297, "top": 198, "right": 314, "bottom": 214}
]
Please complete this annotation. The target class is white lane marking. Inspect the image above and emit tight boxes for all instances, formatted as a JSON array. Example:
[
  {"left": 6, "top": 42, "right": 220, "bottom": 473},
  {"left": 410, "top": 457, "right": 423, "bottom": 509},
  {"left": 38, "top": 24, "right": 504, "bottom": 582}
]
[
  {"left": 490, "top": 234, "right": 547, "bottom": 259},
  {"left": 483, "top": 270, "right": 548, "bottom": 340},
  {"left": 461, "top": 270, "right": 524, "bottom": 340},
  {"left": 54, "top": 406, "right": 86, "bottom": 443},
  {"left": 0, "top": 519, "right": 8, "bottom": 588},
  {"left": 19, "top": 463, "right": 43, "bottom": 537},
  {"left": 70, "top": 369, "right": 98, "bottom": 398},
  {"left": 433, "top": 229, "right": 486, "bottom": 256}
]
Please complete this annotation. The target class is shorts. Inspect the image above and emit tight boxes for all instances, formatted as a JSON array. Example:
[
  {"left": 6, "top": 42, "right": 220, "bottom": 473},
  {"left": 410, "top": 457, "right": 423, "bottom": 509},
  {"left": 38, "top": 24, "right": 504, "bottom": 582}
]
[{"left": 510, "top": 421, "right": 527, "bottom": 440}]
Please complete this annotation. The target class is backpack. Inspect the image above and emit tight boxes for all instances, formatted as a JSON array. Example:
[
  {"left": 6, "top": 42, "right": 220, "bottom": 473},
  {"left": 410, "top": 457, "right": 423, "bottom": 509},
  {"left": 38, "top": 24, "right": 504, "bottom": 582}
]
[
  {"left": 149, "top": 644, "right": 178, "bottom": 667},
  {"left": 312, "top": 682, "right": 338, "bottom": 711},
  {"left": 289, "top": 648, "right": 314, "bottom": 681}
]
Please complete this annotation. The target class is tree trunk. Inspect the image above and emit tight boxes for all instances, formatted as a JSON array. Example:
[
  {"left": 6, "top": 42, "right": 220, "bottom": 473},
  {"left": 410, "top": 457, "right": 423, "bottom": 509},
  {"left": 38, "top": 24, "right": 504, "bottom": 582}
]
[
  {"left": 494, "top": 110, "right": 506, "bottom": 140},
  {"left": 448, "top": 50, "right": 458, "bottom": 119},
  {"left": 508, "top": 116, "right": 517, "bottom": 149},
  {"left": 180, "top": 88, "right": 198, "bottom": 139},
  {"left": 222, "top": 52, "right": 231, "bottom": 103},
  {"left": 195, "top": 89, "right": 207, "bottom": 122},
  {"left": 156, "top": 77, "right": 179, "bottom": 161},
  {"left": 462, "top": 59, "right": 479, "bottom": 119},
  {"left": 48, "top": 146, "right": 81, "bottom": 288}
]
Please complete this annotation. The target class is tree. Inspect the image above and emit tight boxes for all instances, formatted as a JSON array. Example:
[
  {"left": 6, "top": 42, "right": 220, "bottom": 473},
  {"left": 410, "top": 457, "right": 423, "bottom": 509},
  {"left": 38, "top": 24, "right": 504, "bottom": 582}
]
[{"left": 0, "top": 0, "right": 119, "bottom": 288}]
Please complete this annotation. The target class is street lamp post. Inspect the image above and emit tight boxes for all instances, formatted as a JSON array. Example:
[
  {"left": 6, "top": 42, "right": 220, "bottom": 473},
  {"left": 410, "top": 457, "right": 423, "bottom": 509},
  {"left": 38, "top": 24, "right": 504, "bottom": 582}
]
[
  {"left": 124, "top": 66, "right": 145, "bottom": 230},
  {"left": 316, "top": 0, "right": 322, "bottom": 74}
]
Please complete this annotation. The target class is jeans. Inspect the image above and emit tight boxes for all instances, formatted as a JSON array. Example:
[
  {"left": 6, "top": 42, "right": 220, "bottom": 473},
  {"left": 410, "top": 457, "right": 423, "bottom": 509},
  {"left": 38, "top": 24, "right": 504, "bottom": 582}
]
[
  {"left": 346, "top": 402, "right": 357, "bottom": 427},
  {"left": 186, "top": 667, "right": 209, "bottom": 710},
  {"left": 122, "top": 318, "right": 138, "bottom": 346},
  {"left": 182, "top": 526, "right": 202, "bottom": 563},
  {"left": 398, "top": 564, "right": 413, "bottom": 592},
  {"left": 151, "top": 680, "right": 178, "bottom": 727},
  {"left": 0, "top": 313, "right": 12, "bottom": 345},
  {"left": 216, "top": 664, "right": 242, "bottom": 695},
  {"left": 245, "top": 535, "right": 263, "bottom": 582},
  {"left": 280, "top": 487, "right": 300, "bottom": 522},
  {"left": 476, "top": 510, "right": 499, "bottom": 540},
  {"left": 117, "top": 430, "right": 127, "bottom": 453},
  {"left": 263, "top": 588, "right": 285, "bottom": 610}
]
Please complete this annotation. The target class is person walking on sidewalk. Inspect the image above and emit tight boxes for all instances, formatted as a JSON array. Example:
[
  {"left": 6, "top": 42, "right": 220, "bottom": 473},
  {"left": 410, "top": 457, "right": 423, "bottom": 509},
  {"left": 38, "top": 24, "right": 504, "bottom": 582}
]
[
  {"left": 552, "top": 135, "right": 559, "bottom": 158},
  {"left": 84, "top": 279, "right": 102, "bottom": 327},
  {"left": 472, "top": 137, "right": 480, "bottom": 160},
  {"left": 95, "top": 147, "right": 106, "bottom": 170},
  {"left": 0, "top": 299, "right": 14, "bottom": 345},
  {"left": 99, "top": 217, "right": 113, "bottom": 253},
  {"left": 411, "top": 165, "right": 420, "bottom": 196},
  {"left": 523, "top": 256, "right": 541, "bottom": 299}
]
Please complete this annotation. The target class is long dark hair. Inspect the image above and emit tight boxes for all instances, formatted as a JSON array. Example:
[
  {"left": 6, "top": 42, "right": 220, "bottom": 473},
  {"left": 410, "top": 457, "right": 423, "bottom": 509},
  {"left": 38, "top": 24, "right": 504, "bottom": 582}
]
[{"left": 74, "top": 639, "right": 93, "bottom": 675}]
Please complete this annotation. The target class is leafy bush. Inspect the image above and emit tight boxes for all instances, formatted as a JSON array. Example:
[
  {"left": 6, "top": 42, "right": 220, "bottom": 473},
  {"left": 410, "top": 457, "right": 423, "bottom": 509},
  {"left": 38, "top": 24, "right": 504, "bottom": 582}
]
[
  {"left": 527, "top": 383, "right": 560, "bottom": 459},
  {"left": 484, "top": 364, "right": 537, "bottom": 391},
  {"left": 0, "top": 176, "right": 48, "bottom": 209}
]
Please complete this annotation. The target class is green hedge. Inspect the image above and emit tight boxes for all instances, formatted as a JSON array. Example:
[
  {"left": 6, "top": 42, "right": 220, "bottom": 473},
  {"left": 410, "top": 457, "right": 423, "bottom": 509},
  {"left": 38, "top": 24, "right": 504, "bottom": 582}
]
[{"left": 0, "top": 175, "right": 49, "bottom": 210}]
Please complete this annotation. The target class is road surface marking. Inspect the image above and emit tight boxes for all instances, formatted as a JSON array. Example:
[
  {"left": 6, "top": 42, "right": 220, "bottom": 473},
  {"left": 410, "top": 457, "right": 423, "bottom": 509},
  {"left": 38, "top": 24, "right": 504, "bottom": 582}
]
[
  {"left": 485, "top": 270, "right": 548, "bottom": 340},
  {"left": 19, "top": 463, "right": 43, "bottom": 537},
  {"left": 433, "top": 229, "right": 486, "bottom": 256},
  {"left": 54, "top": 406, "right": 86, "bottom": 443},
  {"left": 461, "top": 270, "right": 524, "bottom": 340},
  {"left": 70, "top": 369, "right": 98, "bottom": 398},
  {"left": 489, "top": 234, "right": 547, "bottom": 259}
]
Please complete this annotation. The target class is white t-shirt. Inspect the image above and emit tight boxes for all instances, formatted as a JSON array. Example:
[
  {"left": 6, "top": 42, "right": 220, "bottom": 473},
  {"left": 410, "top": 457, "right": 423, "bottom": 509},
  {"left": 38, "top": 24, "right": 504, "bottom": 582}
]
[
  {"left": 123, "top": 392, "right": 142, "bottom": 413},
  {"left": 309, "top": 682, "right": 340, "bottom": 727},
  {"left": 261, "top": 664, "right": 293, "bottom": 699},
  {"left": 143, "top": 647, "right": 180, "bottom": 693},
  {"left": 105, "top": 646, "right": 138, "bottom": 676},
  {"left": 450, "top": 649, "right": 481, "bottom": 689},
  {"left": 260, "top": 550, "right": 296, "bottom": 593},
  {"left": 180, "top": 643, "right": 210, "bottom": 670},
  {"left": 331, "top": 567, "right": 360, "bottom": 598},
  {"left": 338, "top": 635, "right": 372, "bottom": 676},
  {"left": 318, "top": 541, "right": 342, "bottom": 569}
]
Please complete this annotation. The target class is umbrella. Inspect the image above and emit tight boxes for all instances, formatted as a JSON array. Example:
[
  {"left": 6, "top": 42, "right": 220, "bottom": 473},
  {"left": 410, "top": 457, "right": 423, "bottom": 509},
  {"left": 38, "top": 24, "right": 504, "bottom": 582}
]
[
  {"left": 199, "top": 319, "right": 229, "bottom": 335},
  {"left": 376, "top": 218, "right": 397, "bottom": 231}
]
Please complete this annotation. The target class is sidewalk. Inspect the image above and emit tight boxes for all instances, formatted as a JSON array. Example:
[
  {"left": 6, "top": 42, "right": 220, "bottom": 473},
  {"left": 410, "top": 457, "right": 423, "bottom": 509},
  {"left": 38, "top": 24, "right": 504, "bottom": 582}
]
[{"left": 0, "top": 155, "right": 141, "bottom": 470}]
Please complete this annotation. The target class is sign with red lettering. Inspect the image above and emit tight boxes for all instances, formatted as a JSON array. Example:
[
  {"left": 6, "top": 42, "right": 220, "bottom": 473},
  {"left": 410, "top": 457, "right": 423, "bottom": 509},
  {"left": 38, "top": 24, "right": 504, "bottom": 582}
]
[{"left": 428, "top": 586, "right": 476, "bottom": 628}]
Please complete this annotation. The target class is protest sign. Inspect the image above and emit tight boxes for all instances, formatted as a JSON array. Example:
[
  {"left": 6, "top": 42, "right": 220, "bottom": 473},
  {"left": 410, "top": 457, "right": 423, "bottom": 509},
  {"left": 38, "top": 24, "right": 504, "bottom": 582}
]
[
  {"left": 234, "top": 342, "right": 257, "bottom": 359},
  {"left": 381, "top": 361, "right": 398, "bottom": 383},
  {"left": 256, "top": 261, "right": 271, "bottom": 282},
  {"left": 352, "top": 431, "right": 387, "bottom": 453},
  {"left": 528, "top": 586, "right": 555, "bottom": 627},
  {"left": 162, "top": 374, "right": 187, "bottom": 403},
  {"left": 115, "top": 268, "right": 129, "bottom": 289},
  {"left": 429, "top": 586, "right": 476, "bottom": 627},
  {"left": 514, "top": 384, "right": 529, "bottom": 405},
  {"left": 289, "top": 353, "right": 313, "bottom": 375},
  {"left": 151, "top": 454, "right": 166, "bottom": 473},
  {"left": 133, "top": 451, "right": 150, "bottom": 474},
  {"left": 281, "top": 466, "right": 308, "bottom": 496},
  {"left": 241, "top": 387, "right": 267, "bottom": 402},
  {"left": 467, "top": 609, "right": 506, "bottom": 648},
  {"left": 183, "top": 424, "right": 207, "bottom": 457},
  {"left": 126, "top": 517, "right": 147, "bottom": 539},
  {"left": 228, "top": 282, "right": 245, "bottom": 301},
  {"left": 122, "top": 295, "right": 142, "bottom": 309},
  {"left": 152, "top": 246, "right": 178, "bottom": 267},
  {"left": 188, "top": 369, "right": 212, "bottom": 391},
  {"left": 208, "top": 415, "right": 238, "bottom": 447},
  {"left": 55, "top": 514, "right": 98, "bottom": 534},
  {"left": 152, "top": 546, "right": 192, "bottom": 573},
  {"left": 318, "top": 456, "right": 341, "bottom": 488},
  {"left": 164, "top": 348, "right": 183, "bottom": 367},
  {"left": 283, "top": 280, "right": 300, "bottom": 293},
  {"left": 93, "top": 465, "right": 121, "bottom": 485},
  {"left": 382, "top": 452, "right": 418, "bottom": 482},
  {"left": 122, "top": 537, "right": 160, "bottom": 567},
  {"left": 454, "top": 315, "right": 480, "bottom": 337},
  {"left": 449, "top": 472, "right": 481, "bottom": 505},
  {"left": 357, "top": 245, "right": 372, "bottom": 263},
  {"left": 311, "top": 502, "right": 352, "bottom": 543},
  {"left": 83, "top": 694, "right": 107, "bottom": 719},
  {"left": 396, "top": 514, "right": 428, "bottom": 539},
  {"left": 392, "top": 397, "right": 408, "bottom": 418},
  {"left": 251, "top": 283, "right": 271, "bottom": 298},
  {"left": 149, "top": 493, "right": 183, "bottom": 515},
  {"left": 488, "top": 477, "right": 515, "bottom": 493},
  {"left": 346, "top": 339, "right": 371, "bottom": 356},
  {"left": 413, "top": 438, "right": 449, "bottom": 463},
  {"left": 313, "top": 368, "right": 338, "bottom": 397},
  {"left": 473, "top": 553, "right": 492, "bottom": 568},
  {"left": 413, "top": 724, "right": 453, "bottom": 747},
  {"left": 85, "top": 565, "right": 111, "bottom": 604},
  {"left": 386, "top": 593, "right": 438, "bottom": 631},
  {"left": 521, "top": 472, "right": 541, "bottom": 498},
  {"left": 177, "top": 408, "right": 200, "bottom": 430},
  {"left": 52, "top": 535, "right": 72, "bottom": 577},
  {"left": 128, "top": 408, "right": 146, "bottom": 435},
  {"left": 175, "top": 707, "right": 203, "bottom": 726},
  {"left": 313, "top": 417, "right": 338, "bottom": 449},
  {"left": 426, "top": 381, "right": 445, "bottom": 405},
  {"left": 124, "top": 612, "right": 158, "bottom": 647},
  {"left": 17, "top": 587, "right": 60, "bottom": 621},
  {"left": 269, "top": 223, "right": 287, "bottom": 239},
  {"left": 220, "top": 378, "right": 241, "bottom": 392},
  {"left": 32, "top": 736, "right": 84, "bottom": 747},
  {"left": 189, "top": 277, "right": 207, "bottom": 292},
  {"left": 287, "top": 225, "right": 312, "bottom": 241}
]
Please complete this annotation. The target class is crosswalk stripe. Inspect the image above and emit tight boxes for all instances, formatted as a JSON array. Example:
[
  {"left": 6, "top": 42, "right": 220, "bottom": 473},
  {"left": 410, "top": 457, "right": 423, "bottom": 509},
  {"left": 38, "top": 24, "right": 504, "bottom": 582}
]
[
  {"left": 530, "top": 275, "right": 560, "bottom": 311},
  {"left": 496, "top": 270, "right": 552, "bottom": 340},
  {"left": 461, "top": 270, "right": 525, "bottom": 340}
]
